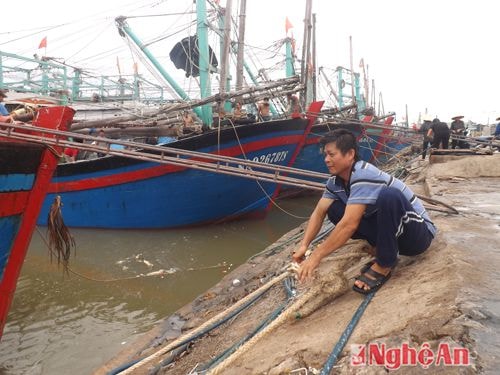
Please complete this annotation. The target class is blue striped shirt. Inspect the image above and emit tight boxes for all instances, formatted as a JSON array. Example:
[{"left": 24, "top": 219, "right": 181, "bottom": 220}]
[{"left": 322, "top": 161, "right": 436, "bottom": 236}]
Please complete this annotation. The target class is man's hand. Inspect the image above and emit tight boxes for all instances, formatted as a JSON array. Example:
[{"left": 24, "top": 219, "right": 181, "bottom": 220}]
[
  {"left": 296, "top": 254, "right": 321, "bottom": 283},
  {"left": 292, "top": 245, "right": 308, "bottom": 264}
]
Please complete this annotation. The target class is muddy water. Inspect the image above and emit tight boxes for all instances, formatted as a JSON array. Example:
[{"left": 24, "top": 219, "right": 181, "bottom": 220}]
[{"left": 0, "top": 195, "right": 318, "bottom": 375}]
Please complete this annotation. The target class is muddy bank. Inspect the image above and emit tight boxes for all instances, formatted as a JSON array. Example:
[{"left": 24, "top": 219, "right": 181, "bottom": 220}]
[{"left": 96, "top": 153, "right": 500, "bottom": 374}]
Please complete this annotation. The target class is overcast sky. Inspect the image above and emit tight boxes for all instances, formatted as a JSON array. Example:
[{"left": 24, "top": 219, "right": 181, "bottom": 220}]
[{"left": 1, "top": 0, "right": 498, "bottom": 124}]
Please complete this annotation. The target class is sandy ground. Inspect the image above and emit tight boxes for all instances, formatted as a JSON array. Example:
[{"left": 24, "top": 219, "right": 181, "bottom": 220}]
[{"left": 96, "top": 153, "right": 500, "bottom": 375}]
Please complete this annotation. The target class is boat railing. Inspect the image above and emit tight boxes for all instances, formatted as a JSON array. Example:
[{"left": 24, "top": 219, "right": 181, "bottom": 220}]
[{"left": 0, "top": 121, "right": 329, "bottom": 191}]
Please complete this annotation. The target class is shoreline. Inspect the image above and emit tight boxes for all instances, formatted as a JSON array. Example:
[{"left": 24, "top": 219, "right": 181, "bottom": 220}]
[{"left": 96, "top": 153, "right": 500, "bottom": 374}]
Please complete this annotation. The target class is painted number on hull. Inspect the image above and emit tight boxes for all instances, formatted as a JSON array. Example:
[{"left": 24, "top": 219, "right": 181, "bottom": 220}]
[{"left": 252, "top": 151, "right": 289, "bottom": 164}]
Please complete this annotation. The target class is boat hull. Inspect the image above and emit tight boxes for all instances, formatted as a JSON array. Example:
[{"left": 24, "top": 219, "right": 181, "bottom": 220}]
[
  {"left": 38, "top": 117, "right": 311, "bottom": 229},
  {"left": 0, "top": 106, "right": 74, "bottom": 338}
]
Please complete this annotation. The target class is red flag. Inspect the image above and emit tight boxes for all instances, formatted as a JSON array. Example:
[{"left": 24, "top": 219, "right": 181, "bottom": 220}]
[
  {"left": 38, "top": 36, "right": 47, "bottom": 49},
  {"left": 285, "top": 17, "right": 293, "bottom": 34}
]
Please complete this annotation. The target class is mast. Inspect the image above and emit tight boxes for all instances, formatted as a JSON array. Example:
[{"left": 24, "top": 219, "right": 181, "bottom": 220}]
[
  {"left": 349, "top": 35, "right": 356, "bottom": 107},
  {"left": 196, "top": 0, "right": 213, "bottom": 126},
  {"left": 218, "top": 0, "right": 233, "bottom": 115},
  {"left": 312, "top": 13, "right": 317, "bottom": 102},
  {"left": 235, "top": 0, "right": 247, "bottom": 91},
  {"left": 300, "top": 0, "right": 313, "bottom": 109}
]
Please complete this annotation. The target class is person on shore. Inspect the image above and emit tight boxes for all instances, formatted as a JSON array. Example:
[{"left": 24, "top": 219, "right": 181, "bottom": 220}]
[
  {"left": 286, "top": 93, "right": 302, "bottom": 118},
  {"left": 258, "top": 97, "right": 272, "bottom": 121},
  {"left": 450, "top": 115, "right": 466, "bottom": 149},
  {"left": 427, "top": 118, "right": 450, "bottom": 149},
  {"left": 420, "top": 116, "right": 433, "bottom": 159},
  {"left": 494, "top": 117, "right": 500, "bottom": 139},
  {"left": 293, "top": 129, "right": 436, "bottom": 294}
]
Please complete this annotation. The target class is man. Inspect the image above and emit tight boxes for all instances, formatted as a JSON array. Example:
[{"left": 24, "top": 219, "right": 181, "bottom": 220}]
[
  {"left": 427, "top": 118, "right": 450, "bottom": 149},
  {"left": 450, "top": 115, "right": 466, "bottom": 149},
  {"left": 258, "top": 97, "right": 271, "bottom": 121},
  {"left": 96, "top": 129, "right": 107, "bottom": 157},
  {"left": 494, "top": 117, "right": 500, "bottom": 139},
  {"left": 0, "top": 90, "right": 12, "bottom": 120},
  {"left": 286, "top": 93, "right": 302, "bottom": 118},
  {"left": 420, "top": 116, "right": 433, "bottom": 159},
  {"left": 293, "top": 129, "right": 436, "bottom": 294}
]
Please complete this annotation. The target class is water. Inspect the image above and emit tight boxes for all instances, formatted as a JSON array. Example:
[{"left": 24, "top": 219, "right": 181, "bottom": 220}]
[{"left": 0, "top": 194, "right": 318, "bottom": 375}]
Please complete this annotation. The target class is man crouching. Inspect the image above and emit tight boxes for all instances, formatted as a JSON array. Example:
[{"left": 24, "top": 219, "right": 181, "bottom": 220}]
[{"left": 293, "top": 129, "right": 436, "bottom": 294}]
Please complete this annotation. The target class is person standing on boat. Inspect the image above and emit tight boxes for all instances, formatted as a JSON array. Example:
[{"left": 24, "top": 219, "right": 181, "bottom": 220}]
[
  {"left": 232, "top": 101, "right": 243, "bottom": 119},
  {"left": 292, "top": 129, "right": 436, "bottom": 294},
  {"left": 96, "top": 129, "right": 107, "bottom": 157},
  {"left": 427, "top": 118, "right": 450, "bottom": 149},
  {"left": 286, "top": 93, "right": 302, "bottom": 118},
  {"left": 0, "top": 90, "right": 13, "bottom": 121},
  {"left": 420, "top": 116, "right": 433, "bottom": 159},
  {"left": 450, "top": 115, "right": 466, "bottom": 149},
  {"left": 258, "top": 97, "right": 272, "bottom": 121}
]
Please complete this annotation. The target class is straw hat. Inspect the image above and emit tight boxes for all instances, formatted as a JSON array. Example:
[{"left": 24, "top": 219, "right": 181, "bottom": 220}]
[{"left": 451, "top": 115, "right": 464, "bottom": 120}]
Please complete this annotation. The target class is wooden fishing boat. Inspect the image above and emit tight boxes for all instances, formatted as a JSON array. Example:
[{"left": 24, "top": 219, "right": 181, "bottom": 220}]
[
  {"left": 36, "top": 102, "right": 323, "bottom": 229},
  {"left": 0, "top": 106, "right": 75, "bottom": 338}
]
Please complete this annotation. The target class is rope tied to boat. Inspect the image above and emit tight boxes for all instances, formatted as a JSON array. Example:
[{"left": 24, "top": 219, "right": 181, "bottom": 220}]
[{"left": 47, "top": 195, "right": 75, "bottom": 275}]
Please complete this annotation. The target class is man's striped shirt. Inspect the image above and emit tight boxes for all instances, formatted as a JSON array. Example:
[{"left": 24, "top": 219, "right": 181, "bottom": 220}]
[{"left": 322, "top": 161, "right": 436, "bottom": 236}]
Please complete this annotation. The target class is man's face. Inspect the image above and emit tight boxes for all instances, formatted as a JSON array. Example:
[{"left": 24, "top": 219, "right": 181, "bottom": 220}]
[{"left": 323, "top": 142, "right": 355, "bottom": 176}]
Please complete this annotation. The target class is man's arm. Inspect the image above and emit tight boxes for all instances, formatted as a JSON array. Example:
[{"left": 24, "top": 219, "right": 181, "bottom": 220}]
[
  {"left": 296, "top": 203, "right": 366, "bottom": 282},
  {"left": 292, "top": 197, "right": 332, "bottom": 263}
]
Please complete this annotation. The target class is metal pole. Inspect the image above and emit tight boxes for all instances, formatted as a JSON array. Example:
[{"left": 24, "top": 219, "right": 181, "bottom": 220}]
[
  {"left": 349, "top": 36, "right": 356, "bottom": 106},
  {"left": 235, "top": 0, "right": 247, "bottom": 91},
  {"left": 312, "top": 13, "right": 317, "bottom": 102},
  {"left": 196, "top": 0, "right": 214, "bottom": 126},
  {"left": 218, "top": 0, "right": 233, "bottom": 115}
]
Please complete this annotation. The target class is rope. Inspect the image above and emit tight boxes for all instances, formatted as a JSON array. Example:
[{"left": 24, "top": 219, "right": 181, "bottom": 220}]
[
  {"left": 320, "top": 292, "right": 375, "bottom": 375},
  {"left": 199, "top": 276, "right": 296, "bottom": 372},
  {"left": 117, "top": 272, "right": 290, "bottom": 374},
  {"left": 207, "top": 254, "right": 362, "bottom": 375}
]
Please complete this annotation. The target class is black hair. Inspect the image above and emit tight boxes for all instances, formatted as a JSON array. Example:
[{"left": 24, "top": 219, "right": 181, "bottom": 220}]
[{"left": 319, "top": 128, "right": 360, "bottom": 161}]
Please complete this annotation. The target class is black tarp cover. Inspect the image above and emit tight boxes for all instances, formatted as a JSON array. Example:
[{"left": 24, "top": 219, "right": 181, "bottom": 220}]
[{"left": 169, "top": 35, "right": 218, "bottom": 78}]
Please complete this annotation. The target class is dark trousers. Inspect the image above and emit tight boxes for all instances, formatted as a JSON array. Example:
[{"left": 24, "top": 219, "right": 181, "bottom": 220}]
[
  {"left": 327, "top": 187, "right": 434, "bottom": 268},
  {"left": 422, "top": 138, "right": 431, "bottom": 159},
  {"left": 432, "top": 131, "right": 450, "bottom": 149}
]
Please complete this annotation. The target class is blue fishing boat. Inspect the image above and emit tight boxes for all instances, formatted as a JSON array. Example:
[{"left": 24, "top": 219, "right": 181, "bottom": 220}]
[
  {"left": 37, "top": 102, "right": 322, "bottom": 229},
  {"left": 291, "top": 115, "right": 410, "bottom": 181},
  {"left": 0, "top": 106, "right": 74, "bottom": 338}
]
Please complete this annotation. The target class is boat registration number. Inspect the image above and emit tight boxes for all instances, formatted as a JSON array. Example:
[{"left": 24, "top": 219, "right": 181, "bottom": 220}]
[{"left": 252, "top": 150, "right": 289, "bottom": 164}]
